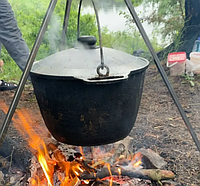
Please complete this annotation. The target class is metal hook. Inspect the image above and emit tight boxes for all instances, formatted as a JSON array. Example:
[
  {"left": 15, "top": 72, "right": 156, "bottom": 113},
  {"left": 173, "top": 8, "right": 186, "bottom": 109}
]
[
  {"left": 77, "top": 0, "right": 110, "bottom": 77},
  {"left": 77, "top": 0, "right": 83, "bottom": 39},
  {"left": 97, "top": 64, "right": 110, "bottom": 77}
]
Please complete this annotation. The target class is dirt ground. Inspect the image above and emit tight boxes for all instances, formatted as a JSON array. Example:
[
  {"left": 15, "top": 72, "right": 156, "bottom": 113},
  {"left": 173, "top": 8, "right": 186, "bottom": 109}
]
[{"left": 0, "top": 65, "right": 200, "bottom": 185}]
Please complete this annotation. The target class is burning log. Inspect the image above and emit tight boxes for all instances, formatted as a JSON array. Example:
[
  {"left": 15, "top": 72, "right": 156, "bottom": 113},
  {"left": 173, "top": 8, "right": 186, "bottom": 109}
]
[
  {"left": 28, "top": 143, "right": 176, "bottom": 186},
  {"left": 47, "top": 143, "right": 67, "bottom": 172},
  {"left": 136, "top": 148, "right": 167, "bottom": 169},
  {"left": 79, "top": 167, "right": 175, "bottom": 182},
  {"left": 28, "top": 141, "right": 176, "bottom": 185},
  {"left": 33, "top": 142, "right": 175, "bottom": 185}
]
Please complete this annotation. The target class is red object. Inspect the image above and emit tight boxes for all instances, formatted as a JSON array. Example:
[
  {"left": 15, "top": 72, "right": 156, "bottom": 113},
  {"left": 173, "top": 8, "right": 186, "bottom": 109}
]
[{"left": 168, "top": 52, "right": 186, "bottom": 64}]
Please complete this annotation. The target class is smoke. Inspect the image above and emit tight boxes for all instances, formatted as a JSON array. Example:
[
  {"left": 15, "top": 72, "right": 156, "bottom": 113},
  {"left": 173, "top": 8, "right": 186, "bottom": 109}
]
[{"left": 47, "top": 14, "right": 62, "bottom": 54}]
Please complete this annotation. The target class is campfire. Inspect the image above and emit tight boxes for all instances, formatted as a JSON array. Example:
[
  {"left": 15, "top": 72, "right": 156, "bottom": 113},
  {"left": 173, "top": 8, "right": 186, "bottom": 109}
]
[{"left": 0, "top": 101, "right": 175, "bottom": 186}]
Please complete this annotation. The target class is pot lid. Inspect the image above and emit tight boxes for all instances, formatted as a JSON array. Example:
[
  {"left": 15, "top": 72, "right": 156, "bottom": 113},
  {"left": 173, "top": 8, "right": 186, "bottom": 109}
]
[{"left": 31, "top": 44, "right": 149, "bottom": 82}]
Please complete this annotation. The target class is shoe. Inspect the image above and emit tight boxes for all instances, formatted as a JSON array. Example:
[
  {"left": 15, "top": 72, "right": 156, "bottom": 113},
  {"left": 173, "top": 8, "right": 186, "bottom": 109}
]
[{"left": 0, "top": 80, "right": 17, "bottom": 91}]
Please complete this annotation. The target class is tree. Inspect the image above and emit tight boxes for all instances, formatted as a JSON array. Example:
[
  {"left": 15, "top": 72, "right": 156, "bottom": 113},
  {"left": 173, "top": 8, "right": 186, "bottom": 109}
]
[
  {"left": 178, "top": 0, "right": 200, "bottom": 56},
  {"left": 129, "top": 0, "right": 200, "bottom": 57},
  {"left": 130, "top": 0, "right": 184, "bottom": 43},
  {"left": 121, "top": 0, "right": 185, "bottom": 50}
]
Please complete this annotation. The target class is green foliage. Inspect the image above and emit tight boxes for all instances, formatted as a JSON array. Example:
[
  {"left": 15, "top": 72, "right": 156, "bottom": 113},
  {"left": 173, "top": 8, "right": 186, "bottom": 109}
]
[
  {"left": 101, "top": 26, "right": 162, "bottom": 57},
  {"left": 0, "top": 0, "right": 97, "bottom": 81},
  {"left": 121, "top": 0, "right": 185, "bottom": 45},
  {"left": 132, "top": 0, "right": 144, "bottom": 6},
  {"left": 141, "top": 0, "right": 185, "bottom": 42},
  {"left": 182, "top": 74, "right": 195, "bottom": 87},
  {"left": 11, "top": 0, "right": 97, "bottom": 60},
  {"left": 0, "top": 0, "right": 162, "bottom": 82},
  {"left": 0, "top": 60, "right": 22, "bottom": 82}
]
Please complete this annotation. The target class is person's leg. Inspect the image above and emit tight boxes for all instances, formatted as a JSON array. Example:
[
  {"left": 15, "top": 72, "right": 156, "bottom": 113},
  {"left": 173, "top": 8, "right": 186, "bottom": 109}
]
[
  {"left": 0, "top": 42, "right": 3, "bottom": 72},
  {"left": 0, "top": 0, "right": 30, "bottom": 72},
  {"left": 0, "top": 41, "right": 2, "bottom": 55}
]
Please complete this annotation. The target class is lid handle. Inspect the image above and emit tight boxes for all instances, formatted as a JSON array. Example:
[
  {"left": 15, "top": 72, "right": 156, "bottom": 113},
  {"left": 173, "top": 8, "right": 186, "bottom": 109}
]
[
  {"left": 77, "top": 0, "right": 110, "bottom": 77},
  {"left": 77, "top": 36, "right": 97, "bottom": 46}
]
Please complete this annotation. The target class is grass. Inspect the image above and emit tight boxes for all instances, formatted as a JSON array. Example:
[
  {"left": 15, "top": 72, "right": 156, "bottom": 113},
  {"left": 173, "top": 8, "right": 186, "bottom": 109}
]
[
  {"left": 181, "top": 74, "right": 195, "bottom": 87},
  {"left": 0, "top": 60, "right": 23, "bottom": 83}
]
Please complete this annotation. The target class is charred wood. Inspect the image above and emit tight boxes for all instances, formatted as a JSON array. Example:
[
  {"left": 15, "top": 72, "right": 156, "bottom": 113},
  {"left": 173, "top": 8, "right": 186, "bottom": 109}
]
[{"left": 0, "top": 136, "right": 32, "bottom": 172}]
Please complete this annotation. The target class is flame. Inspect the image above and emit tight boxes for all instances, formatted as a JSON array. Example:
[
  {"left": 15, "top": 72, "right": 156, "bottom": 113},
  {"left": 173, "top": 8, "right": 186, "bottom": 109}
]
[
  {"left": 38, "top": 154, "right": 53, "bottom": 186},
  {"left": 0, "top": 101, "right": 143, "bottom": 186},
  {"left": 83, "top": 180, "right": 90, "bottom": 184},
  {"left": 118, "top": 168, "right": 121, "bottom": 175},
  {"left": 105, "top": 163, "right": 113, "bottom": 186},
  {"left": 131, "top": 152, "right": 143, "bottom": 168},
  {"left": 0, "top": 102, "right": 56, "bottom": 185},
  {"left": 79, "top": 147, "right": 84, "bottom": 159}
]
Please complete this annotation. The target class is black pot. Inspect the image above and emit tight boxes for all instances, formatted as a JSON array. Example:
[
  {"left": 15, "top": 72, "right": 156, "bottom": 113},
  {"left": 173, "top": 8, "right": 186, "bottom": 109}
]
[{"left": 30, "top": 44, "right": 149, "bottom": 146}]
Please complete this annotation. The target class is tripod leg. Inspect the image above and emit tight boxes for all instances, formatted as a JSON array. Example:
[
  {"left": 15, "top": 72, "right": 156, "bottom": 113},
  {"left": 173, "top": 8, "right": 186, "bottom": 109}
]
[
  {"left": 124, "top": 0, "right": 200, "bottom": 153},
  {"left": 59, "top": 0, "right": 73, "bottom": 51},
  {"left": 77, "top": 0, "right": 83, "bottom": 39},
  {"left": 0, "top": 0, "right": 58, "bottom": 146}
]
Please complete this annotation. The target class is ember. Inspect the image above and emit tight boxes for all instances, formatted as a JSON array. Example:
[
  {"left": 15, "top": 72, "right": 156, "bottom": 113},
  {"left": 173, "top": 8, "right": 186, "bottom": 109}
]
[{"left": 0, "top": 101, "right": 175, "bottom": 186}]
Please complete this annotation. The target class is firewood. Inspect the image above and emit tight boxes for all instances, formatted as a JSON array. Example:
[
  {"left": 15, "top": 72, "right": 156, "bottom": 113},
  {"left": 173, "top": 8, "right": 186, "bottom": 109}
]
[
  {"left": 141, "top": 169, "right": 175, "bottom": 181},
  {"left": 90, "top": 144, "right": 126, "bottom": 169},
  {"left": 114, "top": 136, "right": 135, "bottom": 156},
  {"left": 69, "top": 177, "right": 80, "bottom": 186},
  {"left": 47, "top": 143, "right": 66, "bottom": 162},
  {"left": 75, "top": 159, "right": 96, "bottom": 173},
  {"left": 136, "top": 148, "right": 166, "bottom": 169},
  {"left": 80, "top": 168, "right": 175, "bottom": 182},
  {"left": 91, "top": 159, "right": 107, "bottom": 168},
  {"left": 107, "top": 144, "right": 126, "bottom": 166}
]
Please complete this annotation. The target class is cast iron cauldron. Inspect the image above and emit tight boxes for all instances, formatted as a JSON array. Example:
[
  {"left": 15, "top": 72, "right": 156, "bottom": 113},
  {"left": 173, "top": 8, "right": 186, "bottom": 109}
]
[{"left": 30, "top": 38, "right": 149, "bottom": 146}]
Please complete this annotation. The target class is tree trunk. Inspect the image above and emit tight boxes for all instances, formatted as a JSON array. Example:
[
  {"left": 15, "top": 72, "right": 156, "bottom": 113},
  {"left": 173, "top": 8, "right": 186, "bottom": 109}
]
[{"left": 178, "top": 0, "right": 200, "bottom": 57}]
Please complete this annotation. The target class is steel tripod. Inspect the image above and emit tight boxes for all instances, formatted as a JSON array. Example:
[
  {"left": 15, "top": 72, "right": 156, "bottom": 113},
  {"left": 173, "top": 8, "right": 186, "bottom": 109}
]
[{"left": 1, "top": 0, "right": 200, "bottom": 153}]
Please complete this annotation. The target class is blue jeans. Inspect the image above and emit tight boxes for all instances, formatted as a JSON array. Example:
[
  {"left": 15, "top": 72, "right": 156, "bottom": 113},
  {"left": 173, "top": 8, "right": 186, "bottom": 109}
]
[{"left": 0, "top": 0, "right": 30, "bottom": 72}]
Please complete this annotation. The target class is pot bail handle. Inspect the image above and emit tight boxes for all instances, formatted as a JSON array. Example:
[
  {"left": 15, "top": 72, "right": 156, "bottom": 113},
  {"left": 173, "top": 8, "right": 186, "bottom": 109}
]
[{"left": 77, "top": 0, "right": 110, "bottom": 77}]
